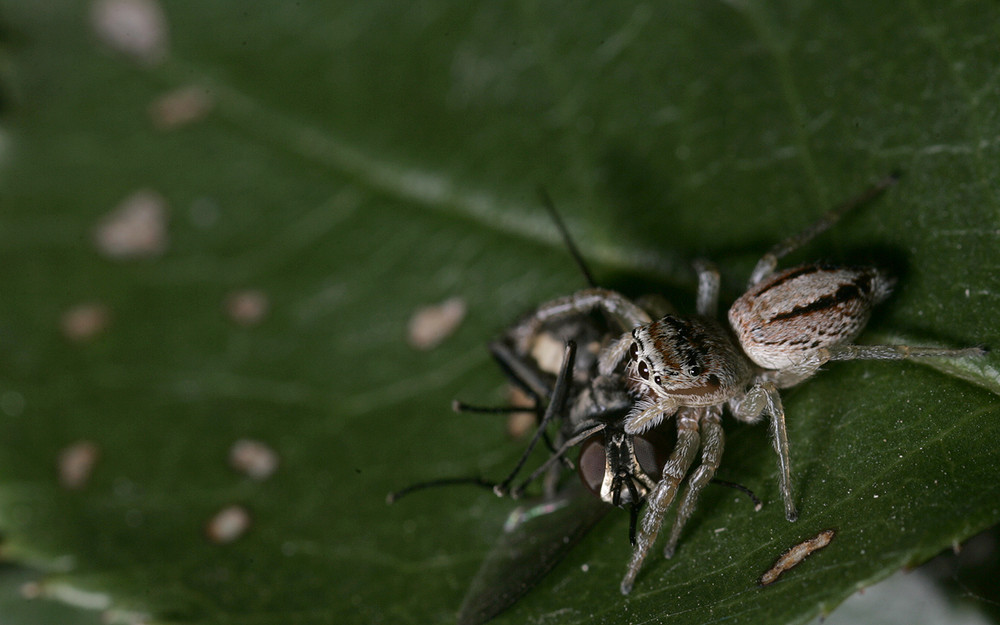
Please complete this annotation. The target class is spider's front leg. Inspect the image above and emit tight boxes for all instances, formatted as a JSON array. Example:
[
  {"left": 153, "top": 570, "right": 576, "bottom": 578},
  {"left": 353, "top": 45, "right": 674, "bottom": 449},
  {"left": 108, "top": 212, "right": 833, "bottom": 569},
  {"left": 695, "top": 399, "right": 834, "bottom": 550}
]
[
  {"left": 506, "top": 288, "right": 652, "bottom": 355},
  {"left": 730, "top": 381, "right": 798, "bottom": 522},
  {"left": 663, "top": 405, "right": 724, "bottom": 559},
  {"left": 620, "top": 407, "right": 701, "bottom": 595}
]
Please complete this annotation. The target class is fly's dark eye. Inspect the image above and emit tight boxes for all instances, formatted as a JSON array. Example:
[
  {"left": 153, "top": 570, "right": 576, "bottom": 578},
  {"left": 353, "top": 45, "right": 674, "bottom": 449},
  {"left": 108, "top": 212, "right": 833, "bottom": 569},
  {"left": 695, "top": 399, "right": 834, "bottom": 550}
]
[
  {"left": 634, "top": 430, "right": 672, "bottom": 478},
  {"left": 628, "top": 342, "right": 639, "bottom": 361},
  {"left": 637, "top": 360, "right": 649, "bottom": 379},
  {"left": 577, "top": 437, "right": 606, "bottom": 495}
]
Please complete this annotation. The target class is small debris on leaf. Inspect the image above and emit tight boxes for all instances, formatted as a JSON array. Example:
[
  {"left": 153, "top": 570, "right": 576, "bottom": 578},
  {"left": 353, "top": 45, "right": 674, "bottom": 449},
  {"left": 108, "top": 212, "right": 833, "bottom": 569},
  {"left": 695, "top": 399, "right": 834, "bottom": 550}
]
[
  {"left": 407, "top": 297, "right": 466, "bottom": 350},
  {"left": 61, "top": 303, "right": 112, "bottom": 342},
  {"left": 94, "top": 189, "right": 169, "bottom": 259},
  {"left": 149, "top": 85, "right": 213, "bottom": 130},
  {"left": 19, "top": 581, "right": 41, "bottom": 599},
  {"left": 229, "top": 439, "right": 279, "bottom": 480},
  {"left": 206, "top": 505, "right": 252, "bottom": 544},
  {"left": 58, "top": 440, "right": 100, "bottom": 490},
  {"left": 225, "top": 290, "right": 270, "bottom": 327},
  {"left": 759, "top": 529, "right": 836, "bottom": 586},
  {"left": 90, "top": 0, "right": 169, "bottom": 66}
]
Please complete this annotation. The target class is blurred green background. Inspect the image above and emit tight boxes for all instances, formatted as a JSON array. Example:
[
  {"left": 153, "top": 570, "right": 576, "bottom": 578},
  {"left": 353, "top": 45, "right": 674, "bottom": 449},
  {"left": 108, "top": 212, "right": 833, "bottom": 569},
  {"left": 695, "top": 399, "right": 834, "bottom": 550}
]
[{"left": 0, "top": 1, "right": 998, "bottom": 624}]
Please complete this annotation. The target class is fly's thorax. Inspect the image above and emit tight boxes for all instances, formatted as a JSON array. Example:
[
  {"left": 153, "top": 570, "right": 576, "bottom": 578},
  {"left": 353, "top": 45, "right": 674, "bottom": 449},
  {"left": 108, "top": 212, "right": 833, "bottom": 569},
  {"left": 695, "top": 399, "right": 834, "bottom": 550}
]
[
  {"left": 624, "top": 315, "right": 752, "bottom": 406},
  {"left": 728, "top": 264, "right": 894, "bottom": 370}
]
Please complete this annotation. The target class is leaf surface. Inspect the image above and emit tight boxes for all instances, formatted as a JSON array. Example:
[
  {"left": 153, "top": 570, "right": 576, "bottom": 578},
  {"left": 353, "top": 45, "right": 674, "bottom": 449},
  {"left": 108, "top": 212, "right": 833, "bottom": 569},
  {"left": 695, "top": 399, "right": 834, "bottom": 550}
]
[{"left": 0, "top": 1, "right": 998, "bottom": 624}]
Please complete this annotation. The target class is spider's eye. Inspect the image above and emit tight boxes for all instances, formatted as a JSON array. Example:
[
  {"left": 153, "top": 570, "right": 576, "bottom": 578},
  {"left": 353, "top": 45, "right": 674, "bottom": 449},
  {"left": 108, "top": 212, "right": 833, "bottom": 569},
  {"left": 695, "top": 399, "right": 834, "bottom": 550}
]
[
  {"left": 687, "top": 365, "right": 703, "bottom": 377},
  {"left": 628, "top": 342, "right": 639, "bottom": 361},
  {"left": 653, "top": 375, "right": 661, "bottom": 385},
  {"left": 637, "top": 360, "right": 649, "bottom": 379}
]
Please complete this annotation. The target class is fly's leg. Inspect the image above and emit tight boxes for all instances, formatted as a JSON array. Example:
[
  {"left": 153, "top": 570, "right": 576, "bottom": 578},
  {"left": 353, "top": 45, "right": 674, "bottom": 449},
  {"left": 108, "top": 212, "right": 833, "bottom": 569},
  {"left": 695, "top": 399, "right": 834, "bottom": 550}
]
[
  {"left": 663, "top": 406, "right": 724, "bottom": 558},
  {"left": 509, "top": 420, "right": 606, "bottom": 498},
  {"left": 487, "top": 339, "right": 554, "bottom": 401},
  {"left": 748, "top": 174, "right": 899, "bottom": 286},
  {"left": 620, "top": 408, "right": 701, "bottom": 595},
  {"left": 493, "top": 341, "right": 576, "bottom": 497}
]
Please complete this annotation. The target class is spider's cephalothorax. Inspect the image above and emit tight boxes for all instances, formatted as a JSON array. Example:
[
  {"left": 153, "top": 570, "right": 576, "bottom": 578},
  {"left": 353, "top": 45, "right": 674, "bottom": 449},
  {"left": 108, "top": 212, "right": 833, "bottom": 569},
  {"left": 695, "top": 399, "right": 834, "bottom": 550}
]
[
  {"left": 622, "top": 314, "right": 752, "bottom": 433},
  {"left": 503, "top": 175, "right": 985, "bottom": 595}
]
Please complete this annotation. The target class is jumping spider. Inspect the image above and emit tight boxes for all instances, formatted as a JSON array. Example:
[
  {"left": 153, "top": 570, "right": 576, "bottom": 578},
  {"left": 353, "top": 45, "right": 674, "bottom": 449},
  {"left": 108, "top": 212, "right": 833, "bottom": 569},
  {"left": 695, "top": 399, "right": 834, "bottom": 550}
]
[{"left": 506, "top": 174, "right": 985, "bottom": 594}]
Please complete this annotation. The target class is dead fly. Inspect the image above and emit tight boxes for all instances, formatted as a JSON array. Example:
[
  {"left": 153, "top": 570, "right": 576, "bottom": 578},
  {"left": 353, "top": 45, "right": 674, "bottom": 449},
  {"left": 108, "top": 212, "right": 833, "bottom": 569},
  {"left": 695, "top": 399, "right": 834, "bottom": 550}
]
[{"left": 504, "top": 174, "right": 986, "bottom": 594}]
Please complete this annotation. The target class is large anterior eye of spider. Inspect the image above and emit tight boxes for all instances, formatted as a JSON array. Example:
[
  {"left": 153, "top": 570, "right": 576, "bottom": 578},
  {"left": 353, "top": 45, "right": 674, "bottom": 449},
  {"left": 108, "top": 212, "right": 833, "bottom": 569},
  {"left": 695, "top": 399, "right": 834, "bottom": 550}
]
[
  {"left": 577, "top": 436, "right": 606, "bottom": 496},
  {"left": 637, "top": 360, "right": 649, "bottom": 379}
]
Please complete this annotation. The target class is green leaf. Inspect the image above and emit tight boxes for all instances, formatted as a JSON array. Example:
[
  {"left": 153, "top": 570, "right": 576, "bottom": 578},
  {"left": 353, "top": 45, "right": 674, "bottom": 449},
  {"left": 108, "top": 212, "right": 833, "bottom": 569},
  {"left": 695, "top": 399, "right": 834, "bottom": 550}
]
[{"left": 0, "top": 1, "right": 998, "bottom": 624}]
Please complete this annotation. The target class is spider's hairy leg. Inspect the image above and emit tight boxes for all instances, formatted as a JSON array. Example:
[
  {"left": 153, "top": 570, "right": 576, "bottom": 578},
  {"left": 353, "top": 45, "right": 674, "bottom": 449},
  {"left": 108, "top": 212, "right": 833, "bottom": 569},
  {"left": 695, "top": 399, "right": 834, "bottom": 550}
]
[
  {"left": 599, "top": 332, "right": 633, "bottom": 376},
  {"left": 824, "top": 344, "right": 987, "bottom": 362},
  {"left": 732, "top": 381, "right": 797, "bottom": 522},
  {"left": 624, "top": 397, "right": 680, "bottom": 435},
  {"left": 664, "top": 406, "right": 724, "bottom": 558},
  {"left": 748, "top": 173, "right": 900, "bottom": 287},
  {"left": 507, "top": 288, "right": 652, "bottom": 355},
  {"left": 621, "top": 409, "right": 701, "bottom": 595},
  {"left": 693, "top": 260, "right": 720, "bottom": 318}
]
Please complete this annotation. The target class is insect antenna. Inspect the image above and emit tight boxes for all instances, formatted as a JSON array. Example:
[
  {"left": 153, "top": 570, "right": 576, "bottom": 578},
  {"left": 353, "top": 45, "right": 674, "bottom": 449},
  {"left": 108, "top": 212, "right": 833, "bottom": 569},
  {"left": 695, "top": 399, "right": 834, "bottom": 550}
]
[
  {"left": 387, "top": 477, "right": 497, "bottom": 504},
  {"left": 750, "top": 172, "right": 901, "bottom": 285},
  {"left": 537, "top": 187, "right": 597, "bottom": 288},
  {"left": 451, "top": 401, "right": 535, "bottom": 414}
]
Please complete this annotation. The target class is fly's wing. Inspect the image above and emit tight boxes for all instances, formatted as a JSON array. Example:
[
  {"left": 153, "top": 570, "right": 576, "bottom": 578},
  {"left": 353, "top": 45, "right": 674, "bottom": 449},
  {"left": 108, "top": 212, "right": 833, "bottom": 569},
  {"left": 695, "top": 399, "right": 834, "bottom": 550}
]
[{"left": 457, "top": 480, "right": 610, "bottom": 625}]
